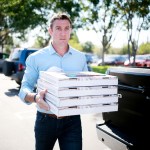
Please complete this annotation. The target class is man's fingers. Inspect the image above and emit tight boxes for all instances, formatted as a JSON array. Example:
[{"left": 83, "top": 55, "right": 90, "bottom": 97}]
[
  {"left": 39, "top": 89, "right": 47, "bottom": 100},
  {"left": 37, "top": 89, "right": 50, "bottom": 111}
]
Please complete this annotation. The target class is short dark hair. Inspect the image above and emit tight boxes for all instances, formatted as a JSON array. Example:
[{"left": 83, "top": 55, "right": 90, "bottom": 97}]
[{"left": 49, "top": 12, "right": 72, "bottom": 29}]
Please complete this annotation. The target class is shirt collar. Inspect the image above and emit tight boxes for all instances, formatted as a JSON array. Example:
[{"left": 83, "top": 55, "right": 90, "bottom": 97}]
[
  {"left": 48, "top": 43, "right": 73, "bottom": 55},
  {"left": 48, "top": 43, "right": 57, "bottom": 55}
]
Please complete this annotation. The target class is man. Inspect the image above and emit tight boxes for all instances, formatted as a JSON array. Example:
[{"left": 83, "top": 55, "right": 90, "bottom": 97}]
[{"left": 19, "top": 12, "right": 88, "bottom": 150}]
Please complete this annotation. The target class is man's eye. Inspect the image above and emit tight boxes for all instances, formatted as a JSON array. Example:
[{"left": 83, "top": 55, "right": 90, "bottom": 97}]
[
  {"left": 65, "top": 27, "right": 69, "bottom": 31},
  {"left": 56, "top": 27, "right": 61, "bottom": 30}
]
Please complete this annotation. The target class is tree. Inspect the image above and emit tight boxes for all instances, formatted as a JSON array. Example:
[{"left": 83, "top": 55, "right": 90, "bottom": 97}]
[
  {"left": 79, "top": 0, "right": 122, "bottom": 65},
  {"left": 47, "top": 0, "right": 81, "bottom": 29},
  {"left": 82, "top": 41, "right": 94, "bottom": 53},
  {"left": 0, "top": 0, "right": 82, "bottom": 51},
  {"left": 0, "top": 0, "right": 50, "bottom": 51},
  {"left": 32, "top": 36, "right": 49, "bottom": 49},
  {"left": 115, "top": 0, "right": 150, "bottom": 66}
]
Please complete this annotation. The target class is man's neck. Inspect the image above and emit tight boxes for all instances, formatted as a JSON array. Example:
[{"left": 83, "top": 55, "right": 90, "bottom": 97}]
[{"left": 51, "top": 42, "right": 69, "bottom": 56}]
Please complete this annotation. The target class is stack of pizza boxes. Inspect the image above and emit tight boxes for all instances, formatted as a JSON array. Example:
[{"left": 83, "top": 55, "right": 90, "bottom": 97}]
[{"left": 37, "top": 71, "right": 118, "bottom": 117}]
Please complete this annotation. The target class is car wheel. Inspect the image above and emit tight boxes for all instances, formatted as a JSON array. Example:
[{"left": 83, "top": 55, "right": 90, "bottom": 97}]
[{"left": 2, "top": 60, "right": 14, "bottom": 76}]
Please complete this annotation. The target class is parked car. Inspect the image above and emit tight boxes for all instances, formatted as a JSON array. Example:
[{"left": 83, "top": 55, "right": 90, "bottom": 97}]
[
  {"left": 84, "top": 53, "right": 99, "bottom": 71},
  {"left": 85, "top": 53, "right": 93, "bottom": 64},
  {"left": 97, "top": 55, "right": 127, "bottom": 66},
  {"left": 124, "top": 54, "right": 150, "bottom": 67},
  {"left": 142, "top": 54, "right": 150, "bottom": 67},
  {"left": 3, "top": 48, "right": 38, "bottom": 85},
  {"left": 0, "top": 52, "right": 9, "bottom": 71},
  {"left": 115, "top": 55, "right": 128, "bottom": 66}
]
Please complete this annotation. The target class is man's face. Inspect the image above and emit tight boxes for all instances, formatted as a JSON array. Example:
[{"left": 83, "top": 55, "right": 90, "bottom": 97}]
[{"left": 49, "top": 19, "right": 72, "bottom": 46}]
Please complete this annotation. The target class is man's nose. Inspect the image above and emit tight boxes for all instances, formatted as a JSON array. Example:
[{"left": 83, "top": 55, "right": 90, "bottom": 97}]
[{"left": 60, "top": 30, "right": 67, "bottom": 35}]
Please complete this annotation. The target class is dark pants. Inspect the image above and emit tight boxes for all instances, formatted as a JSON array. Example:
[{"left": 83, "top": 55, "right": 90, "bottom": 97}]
[{"left": 34, "top": 111, "right": 82, "bottom": 150}]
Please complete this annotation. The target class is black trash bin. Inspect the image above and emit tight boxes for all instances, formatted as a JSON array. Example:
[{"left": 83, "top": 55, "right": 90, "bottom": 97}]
[{"left": 96, "top": 67, "right": 150, "bottom": 150}]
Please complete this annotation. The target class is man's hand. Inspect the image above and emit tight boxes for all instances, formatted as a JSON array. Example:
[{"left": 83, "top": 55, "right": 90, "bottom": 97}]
[{"left": 36, "top": 89, "right": 50, "bottom": 111}]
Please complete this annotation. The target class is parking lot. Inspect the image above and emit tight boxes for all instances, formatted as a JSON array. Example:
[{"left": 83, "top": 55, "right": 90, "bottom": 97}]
[{"left": 0, "top": 73, "right": 110, "bottom": 150}]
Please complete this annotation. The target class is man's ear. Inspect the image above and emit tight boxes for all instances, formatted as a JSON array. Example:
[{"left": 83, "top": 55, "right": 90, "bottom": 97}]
[
  {"left": 70, "top": 27, "right": 72, "bottom": 33},
  {"left": 48, "top": 27, "right": 52, "bottom": 36}
]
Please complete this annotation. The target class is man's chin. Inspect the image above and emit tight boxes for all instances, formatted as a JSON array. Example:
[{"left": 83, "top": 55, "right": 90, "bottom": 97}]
[{"left": 59, "top": 40, "right": 68, "bottom": 45}]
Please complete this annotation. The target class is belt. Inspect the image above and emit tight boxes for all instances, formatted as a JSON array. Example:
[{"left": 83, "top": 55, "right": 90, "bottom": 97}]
[{"left": 42, "top": 113, "right": 68, "bottom": 119}]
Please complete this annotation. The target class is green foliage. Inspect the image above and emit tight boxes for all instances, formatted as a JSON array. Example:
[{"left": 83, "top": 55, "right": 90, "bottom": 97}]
[
  {"left": 119, "top": 44, "right": 132, "bottom": 55},
  {"left": 69, "top": 33, "right": 83, "bottom": 51},
  {"left": 32, "top": 36, "right": 47, "bottom": 48},
  {"left": 1, "top": 0, "right": 82, "bottom": 51},
  {"left": 69, "top": 40, "right": 83, "bottom": 51},
  {"left": 4, "top": 45, "right": 11, "bottom": 54},
  {"left": 0, "top": 0, "right": 49, "bottom": 51},
  {"left": 82, "top": 41, "right": 94, "bottom": 53},
  {"left": 47, "top": 0, "right": 82, "bottom": 29},
  {"left": 138, "top": 42, "right": 150, "bottom": 54},
  {"left": 108, "top": 47, "right": 123, "bottom": 54},
  {"left": 1, "top": 0, "right": 48, "bottom": 33},
  {"left": 91, "top": 65, "right": 110, "bottom": 74}
]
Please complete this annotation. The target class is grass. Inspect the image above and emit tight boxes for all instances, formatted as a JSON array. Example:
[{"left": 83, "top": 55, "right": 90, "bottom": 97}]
[{"left": 91, "top": 65, "right": 110, "bottom": 74}]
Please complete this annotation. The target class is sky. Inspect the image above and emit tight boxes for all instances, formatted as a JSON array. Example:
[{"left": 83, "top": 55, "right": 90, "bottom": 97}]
[
  {"left": 20, "top": 28, "right": 150, "bottom": 49},
  {"left": 76, "top": 29, "right": 150, "bottom": 48}
]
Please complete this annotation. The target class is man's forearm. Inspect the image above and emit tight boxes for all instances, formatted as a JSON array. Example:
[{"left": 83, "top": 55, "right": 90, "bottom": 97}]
[
  {"left": 24, "top": 93, "right": 38, "bottom": 103},
  {"left": 24, "top": 90, "right": 50, "bottom": 111}
]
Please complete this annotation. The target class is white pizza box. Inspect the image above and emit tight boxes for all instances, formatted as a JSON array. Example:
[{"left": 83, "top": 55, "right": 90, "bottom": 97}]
[
  {"left": 46, "top": 93, "right": 118, "bottom": 107},
  {"left": 37, "top": 79, "right": 118, "bottom": 97},
  {"left": 38, "top": 87, "right": 118, "bottom": 107},
  {"left": 39, "top": 71, "right": 118, "bottom": 88},
  {"left": 46, "top": 101, "right": 118, "bottom": 117}
]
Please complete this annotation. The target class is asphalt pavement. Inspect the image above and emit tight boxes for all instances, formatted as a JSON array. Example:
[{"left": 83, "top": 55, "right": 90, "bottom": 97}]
[{"left": 0, "top": 73, "right": 110, "bottom": 150}]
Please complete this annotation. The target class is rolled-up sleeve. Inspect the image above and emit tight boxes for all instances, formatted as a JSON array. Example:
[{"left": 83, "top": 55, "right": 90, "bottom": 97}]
[{"left": 18, "top": 55, "right": 39, "bottom": 104}]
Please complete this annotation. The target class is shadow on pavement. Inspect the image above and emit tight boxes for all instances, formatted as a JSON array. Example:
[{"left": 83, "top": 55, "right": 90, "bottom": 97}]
[{"left": 5, "top": 88, "right": 19, "bottom": 97}]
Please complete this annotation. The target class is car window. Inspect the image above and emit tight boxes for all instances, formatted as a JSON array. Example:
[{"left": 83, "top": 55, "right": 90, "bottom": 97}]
[
  {"left": 105, "top": 55, "right": 119, "bottom": 61},
  {"left": 116, "top": 55, "right": 127, "bottom": 62},
  {"left": 0, "top": 53, "right": 9, "bottom": 59},
  {"left": 147, "top": 56, "right": 150, "bottom": 60},
  {"left": 136, "top": 55, "right": 146, "bottom": 60},
  {"left": 144, "top": 55, "right": 150, "bottom": 60},
  {"left": 10, "top": 50, "right": 22, "bottom": 60}
]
